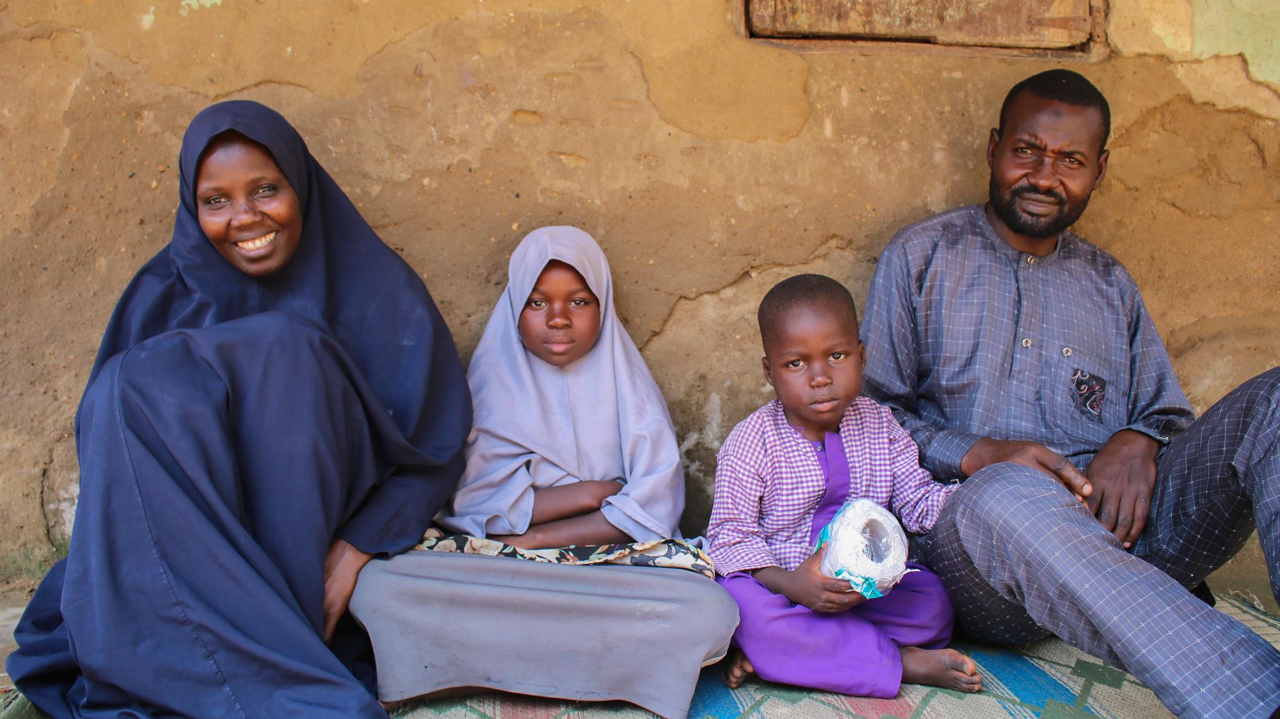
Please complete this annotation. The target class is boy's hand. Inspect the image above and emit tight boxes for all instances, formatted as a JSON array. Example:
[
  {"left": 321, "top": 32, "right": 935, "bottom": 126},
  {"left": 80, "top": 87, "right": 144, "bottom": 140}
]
[{"left": 755, "top": 547, "right": 865, "bottom": 613}]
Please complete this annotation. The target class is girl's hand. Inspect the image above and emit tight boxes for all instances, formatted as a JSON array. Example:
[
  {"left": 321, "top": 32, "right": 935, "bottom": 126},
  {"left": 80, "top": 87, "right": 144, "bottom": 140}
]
[
  {"left": 322, "top": 538, "right": 373, "bottom": 643},
  {"left": 528, "top": 480, "right": 624, "bottom": 526},
  {"left": 492, "top": 510, "right": 629, "bottom": 549},
  {"left": 588, "top": 479, "right": 624, "bottom": 505},
  {"left": 490, "top": 528, "right": 540, "bottom": 549},
  {"left": 755, "top": 547, "right": 865, "bottom": 613}
]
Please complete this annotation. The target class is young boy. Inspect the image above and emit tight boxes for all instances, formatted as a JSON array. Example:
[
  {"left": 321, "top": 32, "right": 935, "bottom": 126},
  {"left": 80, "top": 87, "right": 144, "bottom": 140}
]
[{"left": 706, "top": 274, "right": 981, "bottom": 697}]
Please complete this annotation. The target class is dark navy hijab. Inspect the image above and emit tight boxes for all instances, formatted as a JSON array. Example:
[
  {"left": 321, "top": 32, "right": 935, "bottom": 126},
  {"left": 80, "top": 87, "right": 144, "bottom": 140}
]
[{"left": 85, "top": 100, "right": 471, "bottom": 459}]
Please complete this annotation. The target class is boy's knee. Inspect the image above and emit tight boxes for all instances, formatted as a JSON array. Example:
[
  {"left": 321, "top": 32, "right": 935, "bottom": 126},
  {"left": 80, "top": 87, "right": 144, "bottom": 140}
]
[
  {"left": 897, "top": 571, "right": 955, "bottom": 631},
  {"left": 912, "top": 570, "right": 952, "bottom": 605}
]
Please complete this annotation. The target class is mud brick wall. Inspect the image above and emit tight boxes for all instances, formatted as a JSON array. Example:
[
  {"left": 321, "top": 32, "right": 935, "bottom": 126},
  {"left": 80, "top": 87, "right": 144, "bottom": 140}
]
[{"left": 2, "top": 0, "right": 1278, "bottom": 584}]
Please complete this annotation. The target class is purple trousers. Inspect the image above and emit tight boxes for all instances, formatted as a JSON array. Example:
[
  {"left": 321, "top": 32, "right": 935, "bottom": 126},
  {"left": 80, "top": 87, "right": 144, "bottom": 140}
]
[{"left": 717, "top": 564, "right": 954, "bottom": 697}]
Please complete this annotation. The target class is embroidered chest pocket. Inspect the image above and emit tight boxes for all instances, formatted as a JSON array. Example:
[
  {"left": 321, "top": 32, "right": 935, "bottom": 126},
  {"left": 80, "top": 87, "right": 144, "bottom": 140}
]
[
  {"left": 1070, "top": 368, "right": 1107, "bottom": 422},
  {"left": 1049, "top": 346, "right": 1122, "bottom": 445}
]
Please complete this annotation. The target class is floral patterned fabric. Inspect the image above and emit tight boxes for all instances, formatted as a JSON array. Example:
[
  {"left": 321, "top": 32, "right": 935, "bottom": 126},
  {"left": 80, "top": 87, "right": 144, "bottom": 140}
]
[{"left": 414, "top": 528, "right": 715, "bottom": 579}]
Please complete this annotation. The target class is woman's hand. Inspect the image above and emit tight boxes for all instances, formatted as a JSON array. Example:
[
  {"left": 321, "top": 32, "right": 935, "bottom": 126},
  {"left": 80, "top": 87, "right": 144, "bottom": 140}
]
[
  {"left": 754, "top": 547, "right": 865, "bottom": 613},
  {"left": 322, "top": 538, "right": 373, "bottom": 643}
]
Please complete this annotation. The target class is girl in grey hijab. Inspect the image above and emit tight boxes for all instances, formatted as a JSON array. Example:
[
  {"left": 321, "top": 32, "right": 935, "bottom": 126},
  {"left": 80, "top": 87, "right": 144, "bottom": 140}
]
[
  {"left": 440, "top": 225, "right": 684, "bottom": 544},
  {"left": 351, "top": 227, "right": 736, "bottom": 719}
]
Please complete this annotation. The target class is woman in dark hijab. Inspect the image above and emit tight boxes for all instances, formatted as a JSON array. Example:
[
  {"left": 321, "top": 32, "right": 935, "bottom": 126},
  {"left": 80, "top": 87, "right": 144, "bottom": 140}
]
[{"left": 5, "top": 101, "right": 472, "bottom": 718}]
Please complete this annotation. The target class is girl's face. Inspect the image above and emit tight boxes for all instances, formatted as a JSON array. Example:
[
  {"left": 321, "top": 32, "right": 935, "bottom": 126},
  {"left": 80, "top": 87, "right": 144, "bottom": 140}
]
[
  {"left": 518, "top": 260, "right": 601, "bottom": 368},
  {"left": 195, "top": 132, "right": 303, "bottom": 278}
]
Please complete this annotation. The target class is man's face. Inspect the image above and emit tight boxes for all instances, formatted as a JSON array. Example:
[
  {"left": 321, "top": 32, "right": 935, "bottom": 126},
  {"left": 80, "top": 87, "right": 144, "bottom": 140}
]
[{"left": 987, "top": 92, "right": 1109, "bottom": 240}]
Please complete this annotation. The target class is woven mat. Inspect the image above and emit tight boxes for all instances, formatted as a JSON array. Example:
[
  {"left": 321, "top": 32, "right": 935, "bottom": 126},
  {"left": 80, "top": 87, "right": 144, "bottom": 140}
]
[
  {"left": 395, "top": 595, "right": 1280, "bottom": 719},
  {"left": 2, "top": 596, "right": 1276, "bottom": 719}
]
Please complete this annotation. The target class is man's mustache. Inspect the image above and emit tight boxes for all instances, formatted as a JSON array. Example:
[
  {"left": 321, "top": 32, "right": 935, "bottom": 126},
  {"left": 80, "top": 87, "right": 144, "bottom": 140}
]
[{"left": 1012, "top": 186, "right": 1066, "bottom": 206}]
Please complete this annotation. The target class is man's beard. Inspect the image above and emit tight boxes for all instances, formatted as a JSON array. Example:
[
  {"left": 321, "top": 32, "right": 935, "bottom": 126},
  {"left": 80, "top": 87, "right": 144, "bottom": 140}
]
[{"left": 988, "top": 176, "right": 1090, "bottom": 239}]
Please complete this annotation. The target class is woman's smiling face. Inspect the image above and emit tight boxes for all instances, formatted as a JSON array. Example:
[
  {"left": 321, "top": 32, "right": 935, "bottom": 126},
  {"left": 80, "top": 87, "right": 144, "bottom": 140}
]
[
  {"left": 195, "top": 132, "right": 303, "bottom": 278},
  {"left": 518, "top": 260, "right": 602, "bottom": 368}
]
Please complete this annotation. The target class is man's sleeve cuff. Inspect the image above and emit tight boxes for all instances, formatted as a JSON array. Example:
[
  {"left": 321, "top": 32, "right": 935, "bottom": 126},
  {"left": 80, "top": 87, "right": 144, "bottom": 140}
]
[
  {"left": 922, "top": 430, "right": 984, "bottom": 481},
  {"left": 1121, "top": 423, "right": 1173, "bottom": 446}
]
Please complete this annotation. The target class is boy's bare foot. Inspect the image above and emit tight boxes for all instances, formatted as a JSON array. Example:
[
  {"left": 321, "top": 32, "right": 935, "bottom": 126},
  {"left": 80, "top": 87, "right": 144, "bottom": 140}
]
[
  {"left": 900, "top": 647, "right": 982, "bottom": 693},
  {"left": 724, "top": 650, "right": 756, "bottom": 689}
]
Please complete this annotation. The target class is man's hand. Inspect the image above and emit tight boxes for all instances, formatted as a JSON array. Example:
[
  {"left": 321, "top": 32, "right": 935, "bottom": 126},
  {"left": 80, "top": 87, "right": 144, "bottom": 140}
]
[
  {"left": 1084, "top": 430, "right": 1159, "bottom": 548},
  {"left": 322, "top": 538, "right": 373, "bottom": 643},
  {"left": 961, "top": 438, "right": 1092, "bottom": 501},
  {"left": 754, "top": 547, "right": 865, "bottom": 613}
]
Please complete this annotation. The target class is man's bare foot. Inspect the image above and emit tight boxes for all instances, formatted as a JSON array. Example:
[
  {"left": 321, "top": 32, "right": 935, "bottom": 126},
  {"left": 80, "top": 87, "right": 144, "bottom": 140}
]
[
  {"left": 724, "top": 650, "right": 756, "bottom": 689},
  {"left": 900, "top": 647, "right": 982, "bottom": 693}
]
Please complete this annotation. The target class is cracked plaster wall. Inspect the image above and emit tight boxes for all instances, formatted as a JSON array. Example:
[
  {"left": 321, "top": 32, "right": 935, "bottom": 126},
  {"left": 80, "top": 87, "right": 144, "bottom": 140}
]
[{"left": 1, "top": 0, "right": 1279, "bottom": 580}]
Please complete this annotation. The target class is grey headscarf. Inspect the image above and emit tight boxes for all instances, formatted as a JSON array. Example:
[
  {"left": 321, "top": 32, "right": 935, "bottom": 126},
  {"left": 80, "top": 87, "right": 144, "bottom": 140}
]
[{"left": 438, "top": 226, "right": 685, "bottom": 542}]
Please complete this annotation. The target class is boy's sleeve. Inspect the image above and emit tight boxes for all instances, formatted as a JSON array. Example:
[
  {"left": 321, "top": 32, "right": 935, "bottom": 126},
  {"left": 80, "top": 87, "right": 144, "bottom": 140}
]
[
  {"left": 883, "top": 411, "right": 957, "bottom": 534},
  {"left": 706, "top": 446, "right": 778, "bottom": 576}
]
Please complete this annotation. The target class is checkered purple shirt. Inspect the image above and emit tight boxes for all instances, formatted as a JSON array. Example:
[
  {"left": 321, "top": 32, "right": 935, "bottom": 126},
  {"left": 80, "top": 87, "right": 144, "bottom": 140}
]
[
  {"left": 861, "top": 205, "right": 1195, "bottom": 480},
  {"left": 706, "top": 396, "right": 956, "bottom": 576}
]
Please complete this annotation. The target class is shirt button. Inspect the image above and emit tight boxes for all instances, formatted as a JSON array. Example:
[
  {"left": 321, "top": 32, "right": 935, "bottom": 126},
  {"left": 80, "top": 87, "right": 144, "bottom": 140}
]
[
  {"left": 1026, "top": 255, "right": 1036, "bottom": 264},
  {"left": 1062, "top": 347, "right": 1073, "bottom": 357},
  {"left": 1021, "top": 338, "right": 1032, "bottom": 348}
]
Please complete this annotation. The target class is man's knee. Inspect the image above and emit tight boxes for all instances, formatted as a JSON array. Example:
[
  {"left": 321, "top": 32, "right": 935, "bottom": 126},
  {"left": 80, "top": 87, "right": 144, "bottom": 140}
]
[
  {"left": 1240, "top": 366, "right": 1280, "bottom": 423},
  {"left": 948, "top": 463, "right": 1072, "bottom": 528},
  {"left": 1251, "top": 366, "right": 1280, "bottom": 392}
]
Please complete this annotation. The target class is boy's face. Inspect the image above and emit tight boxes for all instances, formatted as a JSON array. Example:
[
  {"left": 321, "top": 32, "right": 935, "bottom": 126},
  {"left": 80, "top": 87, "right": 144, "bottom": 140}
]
[{"left": 761, "top": 303, "right": 864, "bottom": 442}]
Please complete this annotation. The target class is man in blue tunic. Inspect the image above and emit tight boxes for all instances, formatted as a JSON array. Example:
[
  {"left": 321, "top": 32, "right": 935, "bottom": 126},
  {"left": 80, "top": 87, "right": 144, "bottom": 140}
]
[{"left": 861, "top": 69, "right": 1280, "bottom": 719}]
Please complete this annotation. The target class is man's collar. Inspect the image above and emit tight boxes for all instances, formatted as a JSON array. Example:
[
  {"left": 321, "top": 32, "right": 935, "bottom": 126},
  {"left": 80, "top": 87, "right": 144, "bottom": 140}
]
[{"left": 974, "top": 204, "right": 1067, "bottom": 267}]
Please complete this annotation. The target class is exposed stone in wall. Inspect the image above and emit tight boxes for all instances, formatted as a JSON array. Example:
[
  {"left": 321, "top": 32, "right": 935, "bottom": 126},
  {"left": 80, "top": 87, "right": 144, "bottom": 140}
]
[
  {"left": 1110, "top": 0, "right": 1280, "bottom": 119},
  {"left": 1110, "top": 0, "right": 1196, "bottom": 57},
  {"left": 1173, "top": 56, "right": 1280, "bottom": 120},
  {"left": 2, "top": 0, "right": 1279, "bottom": 588}
]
